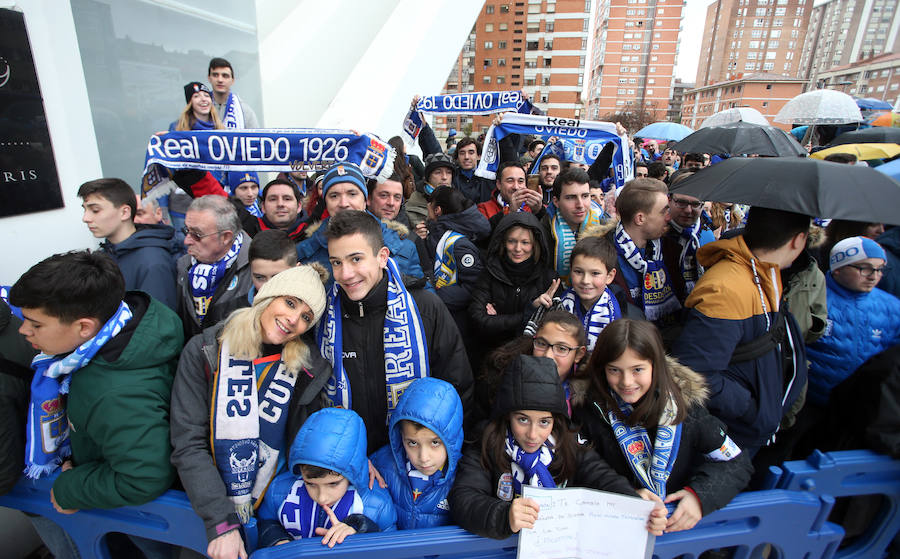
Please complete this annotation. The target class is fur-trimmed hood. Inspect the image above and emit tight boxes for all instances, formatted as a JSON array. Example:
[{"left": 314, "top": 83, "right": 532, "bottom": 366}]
[
  {"left": 580, "top": 219, "right": 619, "bottom": 240},
  {"left": 569, "top": 355, "right": 709, "bottom": 409}
]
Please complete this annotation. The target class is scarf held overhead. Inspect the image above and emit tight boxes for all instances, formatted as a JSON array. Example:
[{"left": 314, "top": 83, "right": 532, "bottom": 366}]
[
  {"left": 25, "top": 301, "right": 133, "bottom": 479},
  {"left": 318, "top": 257, "right": 429, "bottom": 419},
  {"left": 476, "top": 113, "right": 628, "bottom": 189},
  {"left": 143, "top": 129, "right": 396, "bottom": 183},
  {"left": 532, "top": 135, "right": 634, "bottom": 190},
  {"left": 402, "top": 90, "right": 533, "bottom": 145},
  {"left": 211, "top": 344, "right": 301, "bottom": 523}
]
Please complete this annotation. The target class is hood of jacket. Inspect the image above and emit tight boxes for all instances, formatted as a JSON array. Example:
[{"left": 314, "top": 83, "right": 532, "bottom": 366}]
[
  {"left": 96, "top": 291, "right": 183, "bottom": 369},
  {"left": 877, "top": 226, "right": 900, "bottom": 253},
  {"left": 695, "top": 235, "right": 783, "bottom": 309},
  {"left": 387, "top": 377, "right": 464, "bottom": 486},
  {"left": 432, "top": 204, "right": 491, "bottom": 243},
  {"left": 493, "top": 354, "right": 568, "bottom": 419},
  {"left": 569, "top": 356, "right": 709, "bottom": 409},
  {"left": 103, "top": 224, "right": 178, "bottom": 257},
  {"left": 486, "top": 212, "right": 551, "bottom": 279},
  {"left": 288, "top": 408, "right": 369, "bottom": 492}
]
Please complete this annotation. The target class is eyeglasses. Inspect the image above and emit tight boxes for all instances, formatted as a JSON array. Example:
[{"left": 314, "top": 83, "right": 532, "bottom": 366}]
[
  {"left": 669, "top": 195, "right": 704, "bottom": 210},
  {"left": 846, "top": 264, "right": 888, "bottom": 278},
  {"left": 533, "top": 337, "right": 578, "bottom": 357},
  {"left": 181, "top": 226, "right": 227, "bottom": 241}
]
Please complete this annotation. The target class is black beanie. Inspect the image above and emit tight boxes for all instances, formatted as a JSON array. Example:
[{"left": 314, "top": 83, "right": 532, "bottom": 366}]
[{"left": 492, "top": 355, "right": 568, "bottom": 419}]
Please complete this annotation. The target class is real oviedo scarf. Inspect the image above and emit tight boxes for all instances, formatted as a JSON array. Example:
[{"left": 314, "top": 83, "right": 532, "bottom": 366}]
[
  {"left": 318, "top": 257, "right": 429, "bottom": 420},
  {"left": 669, "top": 221, "right": 704, "bottom": 294},
  {"left": 613, "top": 222, "right": 681, "bottom": 322},
  {"left": 560, "top": 287, "right": 621, "bottom": 351},
  {"left": 222, "top": 92, "right": 246, "bottom": 129},
  {"left": 434, "top": 231, "right": 465, "bottom": 289},
  {"left": 25, "top": 302, "right": 133, "bottom": 479},
  {"left": 603, "top": 393, "right": 682, "bottom": 499},
  {"left": 278, "top": 479, "right": 363, "bottom": 539},
  {"left": 550, "top": 207, "right": 603, "bottom": 280},
  {"left": 211, "top": 343, "right": 302, "bottom": 523},
  {"left": 188, "top": 234, "right": 243, "bottom": 321},
  {"left": 401, "top": 90, "right": 533, "bottom": 145},
  {"left": 504, "top": 431, "right": 556, "bottom": 498}
]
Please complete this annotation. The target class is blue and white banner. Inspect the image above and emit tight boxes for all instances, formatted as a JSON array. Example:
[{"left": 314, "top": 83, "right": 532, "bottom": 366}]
[
  {"left": 402, "top": 90, "right": 533, "bottom": 145},
  {"left": 476, "top": 113, "right": 631, "bottom": 190},
  {"left": 143, "top": 129, "right": 396, "bottom": 182}
]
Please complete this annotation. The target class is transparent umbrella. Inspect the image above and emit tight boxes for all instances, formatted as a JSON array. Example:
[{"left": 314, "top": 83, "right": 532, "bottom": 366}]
[
  {"left": 700, "top": 107, "right": 769, "bottom": 128},
  {"left": 774, "top": 90, "right": 863, "bottom": 125}
]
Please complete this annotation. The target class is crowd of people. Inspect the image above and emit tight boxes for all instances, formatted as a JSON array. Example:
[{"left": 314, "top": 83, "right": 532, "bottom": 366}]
[{"left": 1, "top": 57, "right": 899, "bottom": 559}]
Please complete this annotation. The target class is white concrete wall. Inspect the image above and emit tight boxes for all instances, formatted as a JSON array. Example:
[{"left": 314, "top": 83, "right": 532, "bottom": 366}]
[
  {"left": 256, "top": 0, "right": 485, "bottom": 141},
  {"left": 0, "top": 0, "right": 102, "bottom": 285}
]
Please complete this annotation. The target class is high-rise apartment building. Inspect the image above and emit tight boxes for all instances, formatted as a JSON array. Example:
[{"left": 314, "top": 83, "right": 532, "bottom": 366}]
[
  {"left": 435, "top": 0, "right": 594, "bottom": 136},
  {"left": 695, "top": 0, "right": 812, "bottom": 87},
  {"left": 800, "top": 0, "right": 900, "bottom": 87},
  {"left": 585, "top": 0, "right": 684, "bottom": 122}
]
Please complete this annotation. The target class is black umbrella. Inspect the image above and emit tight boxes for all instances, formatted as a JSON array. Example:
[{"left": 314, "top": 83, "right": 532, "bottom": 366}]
[
  {"left": 669, "top": 157, "right": 900, "bottom": 225},
  {"left": 673, "top": 122, "right": 806, "bottom": 157},
  {"left": 829, "top": 127, "right": 900, "bottom": 146}
]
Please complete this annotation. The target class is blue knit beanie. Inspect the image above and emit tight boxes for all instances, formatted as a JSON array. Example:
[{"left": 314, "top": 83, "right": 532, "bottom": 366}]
[
  {"left": 830, "top": 236, "right": 886, "bottom": 272},
  {"left": 322, "top": 162, "right": 368, "bottom": 197}
]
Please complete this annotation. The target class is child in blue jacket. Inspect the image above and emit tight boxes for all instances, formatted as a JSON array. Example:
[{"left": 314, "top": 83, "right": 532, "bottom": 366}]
[
  {"left": 370, "top": 377, "right": 464, "bottom": 529},
  {"left": 258, "top": 408, "right": 397, "bottom": 548}
]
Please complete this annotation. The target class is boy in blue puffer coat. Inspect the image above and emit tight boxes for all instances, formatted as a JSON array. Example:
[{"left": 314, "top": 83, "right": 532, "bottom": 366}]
[
  {"left": 370, "top": 377, "right": 463, "bottom": 529},
  {"left": 807, "top": 236, "right": 900, "bottom": 406},
  {"left": 258, "top": 408, "right": 396, "bottom": 548}
]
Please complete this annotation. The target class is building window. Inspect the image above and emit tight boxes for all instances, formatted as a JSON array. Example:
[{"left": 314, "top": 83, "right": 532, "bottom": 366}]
[
  {"left": 762, "top": 101, "right": 768, "bottom": 107},
  {"left": 763, "top": 62, "right": 774, "bottom": 70},
  {"left": 499, "top": 22, "right": 508, "bottom": 31},
  {"left": 483, "top": 76, "right": 491, "bottom": 83},
  {"left": 485, "top": 23, "right": 494, "bottom": 32},
  {"left": 499, "top": 40, "right": 507, "bottom": 49},
  {"left": 528, "top": 4, "right": 540, "bottom": 13},
  {"left": 646, "top": 89, "right": 653, "bottom": 94},
  {"left": 497, "top": 75, "right": 506, "bottom": 84},
  {"left": 545, "top": 21, "right": 554, "bottom": 32},
  {"left": 500, "top": 4, "right": 509, "bottom": 13},
  {"left": 544, "top": 58, "right": 552, "bottom": 67},
  {"left": 498, "top": 58, "right": 507, "bottom": 66},
  {"left": 545, "top": 40, "right": 553, "bottom": 50},
  {"left": 486, "top": 4, "right": 494, "bottom": 14},
  {"left": 485, "top": 41, "right": 493, "bottom": 49}
]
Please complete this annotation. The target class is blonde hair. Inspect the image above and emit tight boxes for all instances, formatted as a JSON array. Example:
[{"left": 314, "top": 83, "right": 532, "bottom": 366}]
[
  {"left": 219, "top": 297, "right": 312, "bottom": 375},
  {"left": 175, "top": 100, "right": 224, "bottom": 132}
]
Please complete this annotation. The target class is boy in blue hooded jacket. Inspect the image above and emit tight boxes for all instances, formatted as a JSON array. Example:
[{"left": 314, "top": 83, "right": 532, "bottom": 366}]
[
  {"left": 258, "top": 408, "right": 396, "bottom": 548},
  {"left": 370, "top": 377, "right": 464, "bottom": 529}
]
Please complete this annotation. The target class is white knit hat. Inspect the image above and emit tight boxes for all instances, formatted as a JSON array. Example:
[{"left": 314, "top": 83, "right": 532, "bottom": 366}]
[{"left": 254, "top": 265, "right": 327, "bottom": 323}]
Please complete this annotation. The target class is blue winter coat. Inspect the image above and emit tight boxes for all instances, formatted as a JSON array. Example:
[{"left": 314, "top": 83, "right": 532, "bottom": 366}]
[
  {"left": 258, "top": 408, "right": 397, "bottom": 545},
  {"left": 806, "top": 273, "right": 900, "bottom": 406},
  {"left": 370, "top": 378, "right": 464, "bottom": 529},
  {"left": 296, "top": 217, "right": 425, "bottom": 290},
  {"left": 101, "top": 224, "right": 179, "bottom": 310}
]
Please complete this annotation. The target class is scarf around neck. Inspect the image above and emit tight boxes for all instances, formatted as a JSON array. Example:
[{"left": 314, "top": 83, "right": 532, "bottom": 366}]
[
  {"left": 550, "top": 207, "right": 603, "bottom": 279},
  {"left": 279, "top": 479, "right": 363, "bottom": 539},
  {"left": 613, "top": 222, "right": 681, "bottom": 321},
  {"left": 211, "top": 343, "right": 301, "bottom": 523},
  {"left": 407, "top": 459, "right": 444, "bottom": 502},
  {"left": 505, "top": 430, "right": 556, "bottom": 498},
  {"left": 669, "top": 220, "right": 704, "bottom": 295},
  {"left": 560, "top": 286, "right": 621, "bottom": 351},
  {"left": 25, "top": 301, "right": 133, "bottom": 478},
  {"left": 188, "top": 233, "right": 243, "bottom": 321},
  {"left": 603, "top": 392, "right": 682, "bottom": 499},
  {"left": 222, "top": 91, "right": 246, "bottom": 129},
  {"left": 318, "top": 257, "right": 429, "bottom": 420}
]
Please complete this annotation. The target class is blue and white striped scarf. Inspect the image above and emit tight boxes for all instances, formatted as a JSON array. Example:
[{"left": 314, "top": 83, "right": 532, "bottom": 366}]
[
  {"left": 505, "top": 431, "right": 556, "bottom": 498},
  {"left": 434, "top": 231, "right": 465, "bottom": 289},
  {"left": 279, "top": 479, "right": 362, "bottom": 539},
  {"left": 318, "top": 257, "right": 429, "bottom": 420},
  {"left": 402, "top": 91, "right": 533, "bottom": 145},
  {"left": 613, "top": 222, "right": 681, "bottom": 322},
  {"left": 560, "top": 287, "right": 621, "bottom": 351},
  {"left": 604, "top": 393, "right": 682, "bottom": 499},
  {"left": 143, "top": 129, "right": 396, "bottom": 183},
  {"left": 188, "top": 233, "right": 243, "bottom": 321},
  {"left": 25, "top": 302, "right": 132, "bottom": 479},
  {"left": 549, "top": 207, "right": 604, "bottom": 281},
  {"left": 477, "top": 113, "right": 628, "bottom": 190},
  {"left": 221, "top": 92, "right": 245, "bottom": 129}
]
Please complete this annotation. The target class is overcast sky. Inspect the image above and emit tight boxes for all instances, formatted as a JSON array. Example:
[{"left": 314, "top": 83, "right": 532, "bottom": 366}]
[{"left": 675, "top": 0, "right": 714, "bottom": 84}]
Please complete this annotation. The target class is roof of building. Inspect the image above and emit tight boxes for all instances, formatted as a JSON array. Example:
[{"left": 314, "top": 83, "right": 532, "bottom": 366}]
[
  {"left": 685, "top": 73, "right": 807, "bottom": 94},
  {"left": 818, "top": 52, "right": 900, "bottom": 75}
]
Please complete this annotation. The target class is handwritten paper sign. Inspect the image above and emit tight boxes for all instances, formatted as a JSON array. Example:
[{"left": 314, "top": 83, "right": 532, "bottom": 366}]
[{"left": 517, "top": 486, "right": 656, "bottom": 559}]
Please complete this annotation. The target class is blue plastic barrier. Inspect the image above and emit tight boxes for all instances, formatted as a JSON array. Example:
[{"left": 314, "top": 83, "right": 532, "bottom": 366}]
[
  {"left": 247, "top": 490, "right": 844, "bottom": 559},
  {"left": 763, "top": 450, "right": 900, "bottom": 559},
  {"left": 0, "top": 474, "right": 208, "bottom": 558}
]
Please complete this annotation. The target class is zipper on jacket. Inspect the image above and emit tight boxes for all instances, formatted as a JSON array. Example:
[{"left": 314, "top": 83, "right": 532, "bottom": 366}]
[{"left": 358, "top": 301, "right": 364, "bottom": 318}]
